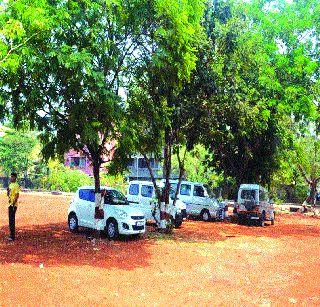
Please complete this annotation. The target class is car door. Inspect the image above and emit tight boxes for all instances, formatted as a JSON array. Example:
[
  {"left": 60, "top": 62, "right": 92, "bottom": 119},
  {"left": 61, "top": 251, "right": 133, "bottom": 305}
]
[
  {"left": 127, "top": 183, "right": 140, "bottom": 205},
  {"left": 179, "top": 183, "right": 192, "bottom": 214},
  {"left": 192, "top": 185, "right": 207, "bottom": 215},
  {"left": 85, "top": 189, "right": 96, "bottom": 228},
  {"left": 141, "top": 184, "right": 154, "bottom": 220},
  {"left": 77, "top": 189, "right": 94, "bottom": 227}
]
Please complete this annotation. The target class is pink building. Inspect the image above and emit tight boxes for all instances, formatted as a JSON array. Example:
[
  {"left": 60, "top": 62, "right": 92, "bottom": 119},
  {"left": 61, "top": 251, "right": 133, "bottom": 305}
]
[{"left": 64, "top": 142, "right": 115, "bottom": 176}]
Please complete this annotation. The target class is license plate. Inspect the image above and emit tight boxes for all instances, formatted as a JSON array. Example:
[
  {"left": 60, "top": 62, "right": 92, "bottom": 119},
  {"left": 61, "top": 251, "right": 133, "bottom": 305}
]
[
  {"left": 250, "top": 216, "right": 259, "bottom": 220},
  {"left": 136, "top": 221, "right": 144, "bottom": 226}
]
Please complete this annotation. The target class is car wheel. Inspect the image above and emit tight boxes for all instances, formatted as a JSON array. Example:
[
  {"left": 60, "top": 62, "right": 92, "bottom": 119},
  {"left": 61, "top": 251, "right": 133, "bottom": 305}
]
[
  {"left": 200, "top": 210, "right": 211, "bottom": 222},
  {"left": 260, "top": 211, "right": 266, "bottom": 227},
  {"left": 173, "top": 214, "right": 183, "bottom": 228},
  {"left": 68, "top": 213, "right": 78, "bottom": 232},
  {"left": 106, "top": 219, "right": 119, "bottom": 240}
]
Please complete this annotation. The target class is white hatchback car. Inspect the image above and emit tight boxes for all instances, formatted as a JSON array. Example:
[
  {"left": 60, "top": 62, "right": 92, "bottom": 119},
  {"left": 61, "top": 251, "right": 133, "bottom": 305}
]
[{"left": 68, "top": 186, "right": 146, "bottom": 239}]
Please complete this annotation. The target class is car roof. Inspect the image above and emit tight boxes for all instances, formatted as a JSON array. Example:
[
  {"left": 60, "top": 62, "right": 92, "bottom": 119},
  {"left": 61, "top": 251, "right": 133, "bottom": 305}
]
[
  {"left": 129, "top": 180, "right": 155, "bottom": 185},
  {"left": 77, "top": 186, "right": 116, "bottom": 191},
  {"left": 239, "top": 184, "right": 264, "bottom": 190},
  {"left": 129, "top": 180, "right": 205, "bottom": 186},
  {"left": 168, "top": 179, "right": 204, "bottom": 186}
]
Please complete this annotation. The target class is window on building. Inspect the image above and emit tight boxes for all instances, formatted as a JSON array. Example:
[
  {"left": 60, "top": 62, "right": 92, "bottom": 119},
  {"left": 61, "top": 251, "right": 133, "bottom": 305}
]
[
  {"left": 138, "top": 158, "right": 148, "bottom": 168},
  {"left": 180, "top": 184, "right": 191, "bottom": 196},
  {"left": 138, "top": 157, "right": 157, "bottom": 168},
  {"left": 141, "top": 185, "right": 153, "bottom": 197},
  {"left": 70, "top": 157, "right": 86, "bottom": 168},
  {"left": 127, "top": 158, "right": 135, "bottom": 167},
  {"left": 129, "top": 184, "right": 139, "bottom": 195}
]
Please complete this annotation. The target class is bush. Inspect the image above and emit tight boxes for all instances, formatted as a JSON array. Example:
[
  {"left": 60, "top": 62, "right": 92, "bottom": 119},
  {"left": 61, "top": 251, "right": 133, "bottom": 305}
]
[
  {"left": 41, "top": 161, "right": 92, "bottom": 192},
  {"left": 100, "top": 173, "right": 127, "bottom": 194}
]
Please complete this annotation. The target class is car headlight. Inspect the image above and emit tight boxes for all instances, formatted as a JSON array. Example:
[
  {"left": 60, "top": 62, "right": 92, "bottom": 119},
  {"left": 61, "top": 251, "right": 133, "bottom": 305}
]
[{"left": 117, "top": 210, "right": 128, "bottom": 219}]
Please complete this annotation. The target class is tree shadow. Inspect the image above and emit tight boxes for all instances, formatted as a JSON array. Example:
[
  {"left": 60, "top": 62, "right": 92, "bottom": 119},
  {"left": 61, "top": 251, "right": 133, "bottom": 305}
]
[{"left": 0, "top": 222, "right": 153, "bottom": 270}]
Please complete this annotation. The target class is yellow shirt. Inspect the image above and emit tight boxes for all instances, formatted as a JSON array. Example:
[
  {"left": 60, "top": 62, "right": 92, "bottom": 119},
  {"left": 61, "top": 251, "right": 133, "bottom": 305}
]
[{"left": 8, "top": 182, "right": 20, "bottom": 206}]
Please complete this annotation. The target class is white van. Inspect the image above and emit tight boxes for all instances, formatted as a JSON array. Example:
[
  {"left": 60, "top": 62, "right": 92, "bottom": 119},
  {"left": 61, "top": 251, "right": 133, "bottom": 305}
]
[
  {"left": 126, "top": 180, "right": 185, "bottom": 228},
  {"left": 168, "top": 180, "right": 224, "bottom": 221},
  {"left": 68, "top": 186, "right": 146, "bottom": 239}
]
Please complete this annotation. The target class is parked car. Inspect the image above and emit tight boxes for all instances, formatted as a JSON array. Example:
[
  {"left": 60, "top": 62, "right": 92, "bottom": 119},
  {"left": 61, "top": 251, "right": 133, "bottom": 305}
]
[
  {"left": 168, "top": 180, "right": 225, "bottom": 221},
  {"left": 233, "top": 184, "right": 275, "bottom": 226},
  {"left": 126, "top": 180, "right": 185, "bottom": 228},
  {"left": 68, "top": 186, "right": 146, "bottom": 239}
]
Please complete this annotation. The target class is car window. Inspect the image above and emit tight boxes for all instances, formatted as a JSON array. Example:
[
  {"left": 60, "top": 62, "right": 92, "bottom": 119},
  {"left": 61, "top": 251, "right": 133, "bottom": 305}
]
[
  {"left": 129, "top": 184, "right": 139, "bottom": 195},
  {"left": 141, "top": 185, "right": 153, "bottom": 198},
  {"left": 241, "top": 189, "right": 256, "bottom": 201},
  {"left": 180, "top": 184, "right": 191, "bottom": 196},
  {"left": 79, "top": 189, "right": 95, "bottom": 202},
  {"left": 193, "top": 185, "right": 205, "bottom": 197}
]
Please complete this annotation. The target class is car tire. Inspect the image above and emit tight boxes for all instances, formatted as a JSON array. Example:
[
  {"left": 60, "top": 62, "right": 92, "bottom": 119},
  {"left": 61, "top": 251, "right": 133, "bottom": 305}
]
[
  {"left": 68, "top": 213, "right": 78, "bottom": 232},
  {"left": 200, "top": 209, "right": 211, "bottom": 222},
  {"left": 106, "top": 219, "right": 119, "bottom": 240},
  {"left": 173, "top": 214, "right": 183, "bottom": 228}
]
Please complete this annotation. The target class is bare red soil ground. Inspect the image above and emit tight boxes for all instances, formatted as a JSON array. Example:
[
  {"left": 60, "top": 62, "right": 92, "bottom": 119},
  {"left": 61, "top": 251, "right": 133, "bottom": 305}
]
[{"left": 0, "top": 191, "right": 320, "bottom": 306}]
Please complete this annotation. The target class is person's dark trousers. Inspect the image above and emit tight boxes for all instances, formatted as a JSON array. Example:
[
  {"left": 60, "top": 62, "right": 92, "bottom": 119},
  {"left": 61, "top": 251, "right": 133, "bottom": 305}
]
[{"left": 8, "top": 205, "right": 17, "bottom": 240}]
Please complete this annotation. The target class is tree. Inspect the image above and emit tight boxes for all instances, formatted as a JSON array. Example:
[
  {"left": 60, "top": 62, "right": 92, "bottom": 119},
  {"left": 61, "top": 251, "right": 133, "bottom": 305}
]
[
  {"left": 0, "top": 127, "right": 37, "bottom": 180},
  {"left": 295, "top": 133, "right": 320, "bottom": 205},
  {"left": 2, "top": 0, "right": 150, "bottom": 215},
  {"left": 111, "top": 0, "right": 205, "bottom": 228},
  {"left": 197, "top": 0, "right": 319, "bottom": 195}
]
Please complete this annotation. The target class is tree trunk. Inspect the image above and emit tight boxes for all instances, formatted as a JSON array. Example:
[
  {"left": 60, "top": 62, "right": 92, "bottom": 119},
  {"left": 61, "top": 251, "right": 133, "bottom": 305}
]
[
  {"left": 93, "top": 159, "right": 104, "bottom": 219},
  {"left": 307, "top": 181, "right": 317, "bottom": 206},
  {"left": 160, "top": 129, "right": 172, "bottom": 229}
]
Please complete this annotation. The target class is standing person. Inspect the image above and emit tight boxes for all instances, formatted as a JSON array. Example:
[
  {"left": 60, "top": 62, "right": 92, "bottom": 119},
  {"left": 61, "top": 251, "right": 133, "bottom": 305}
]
[{"left": 6, "top": 172, "right": 20, "bottom": 241}]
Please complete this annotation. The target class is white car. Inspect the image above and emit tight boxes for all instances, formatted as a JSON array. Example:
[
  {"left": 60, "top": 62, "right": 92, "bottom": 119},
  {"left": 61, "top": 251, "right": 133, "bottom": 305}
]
[
  {"left": 126, "top": 180, "right": 186, "bottom": 228},
  {"left": 168, "top": 180, "right": 224, "bottom": 221},
  {"left": 68, "top": 186, "right": 146, "bottom": 239},
  {"left": 234, "top": 184, "right": 275, "bottom": 226}
]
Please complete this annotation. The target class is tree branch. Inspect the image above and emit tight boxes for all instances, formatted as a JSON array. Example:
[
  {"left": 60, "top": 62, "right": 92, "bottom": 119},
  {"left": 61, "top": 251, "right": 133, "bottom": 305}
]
[
  {"left": 0, "top": 32, "right": 39, "bottom": 64},
  {"left": 298, "top": 164, "right": 312, "bottom": 185}
]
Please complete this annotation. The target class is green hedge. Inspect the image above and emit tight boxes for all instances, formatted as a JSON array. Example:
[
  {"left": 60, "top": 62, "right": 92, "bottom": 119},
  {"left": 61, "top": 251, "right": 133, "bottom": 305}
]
[{"left": 41, "top": 161, "right": 92, "bottom": 192}]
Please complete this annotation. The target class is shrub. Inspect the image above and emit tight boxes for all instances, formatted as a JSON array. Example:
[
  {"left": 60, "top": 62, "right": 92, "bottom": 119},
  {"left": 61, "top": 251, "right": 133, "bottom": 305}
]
[
  {"left": 100, "top": 173, "right": 127, "bottom": 194},
  {"left": 41, "top": 160, "right": 92, "bottom": 192}
]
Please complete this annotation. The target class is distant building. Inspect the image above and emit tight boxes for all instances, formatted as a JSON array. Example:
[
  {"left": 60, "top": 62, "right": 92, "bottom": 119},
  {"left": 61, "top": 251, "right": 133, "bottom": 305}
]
[
  {"left": 64, "top": 142, "right": 116, "bottom": 176},
  {"left": 64, "top": 149, "right": 93, "bottom": 175},
  {"left": 64, "top": 149, "right": 163, "bottom": 180},
  {"left": 127, "top": 154, "right": 162, "bottom": 181}
]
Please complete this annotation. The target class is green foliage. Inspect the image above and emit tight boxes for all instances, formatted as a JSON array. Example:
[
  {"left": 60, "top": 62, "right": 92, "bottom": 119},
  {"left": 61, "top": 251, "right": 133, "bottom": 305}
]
[
  {"left": 197, "top": 0, "right": 319, "bottom": 189},
  {"left": 100, "top": 173, "right": 127, "bottom": 194},
  {"left": 171, "top": 144, "right": 223, "bottom": 187},
  {"left": 0, "top": 126, "right": 37, "bottom": 176},
  {"left": 41, "top": 160, "right": 92, "bottom": 192}
]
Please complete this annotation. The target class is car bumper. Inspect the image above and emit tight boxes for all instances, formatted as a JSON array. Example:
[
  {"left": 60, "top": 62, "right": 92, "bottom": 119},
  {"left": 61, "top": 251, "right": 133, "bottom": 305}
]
[{"left": 118, "top": 219, "right": 146, "bottom": 235}]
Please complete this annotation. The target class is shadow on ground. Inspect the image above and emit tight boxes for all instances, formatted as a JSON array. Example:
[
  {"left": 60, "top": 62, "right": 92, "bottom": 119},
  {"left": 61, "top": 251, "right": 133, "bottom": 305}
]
[{"left": 0, "top": 222, "right": 153, "bottom": 269}]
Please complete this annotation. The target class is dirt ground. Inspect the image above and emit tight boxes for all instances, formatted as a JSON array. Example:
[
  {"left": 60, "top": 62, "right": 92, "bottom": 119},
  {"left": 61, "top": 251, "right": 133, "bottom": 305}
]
[{"left": 0, "top": 192, "right": 320, "bottom": 306}]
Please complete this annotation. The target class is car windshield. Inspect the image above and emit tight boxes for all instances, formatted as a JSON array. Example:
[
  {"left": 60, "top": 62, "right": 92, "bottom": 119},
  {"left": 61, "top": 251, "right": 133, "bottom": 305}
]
[{"left": 105, "top": 190, "right": 129, "bottom": 205}]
